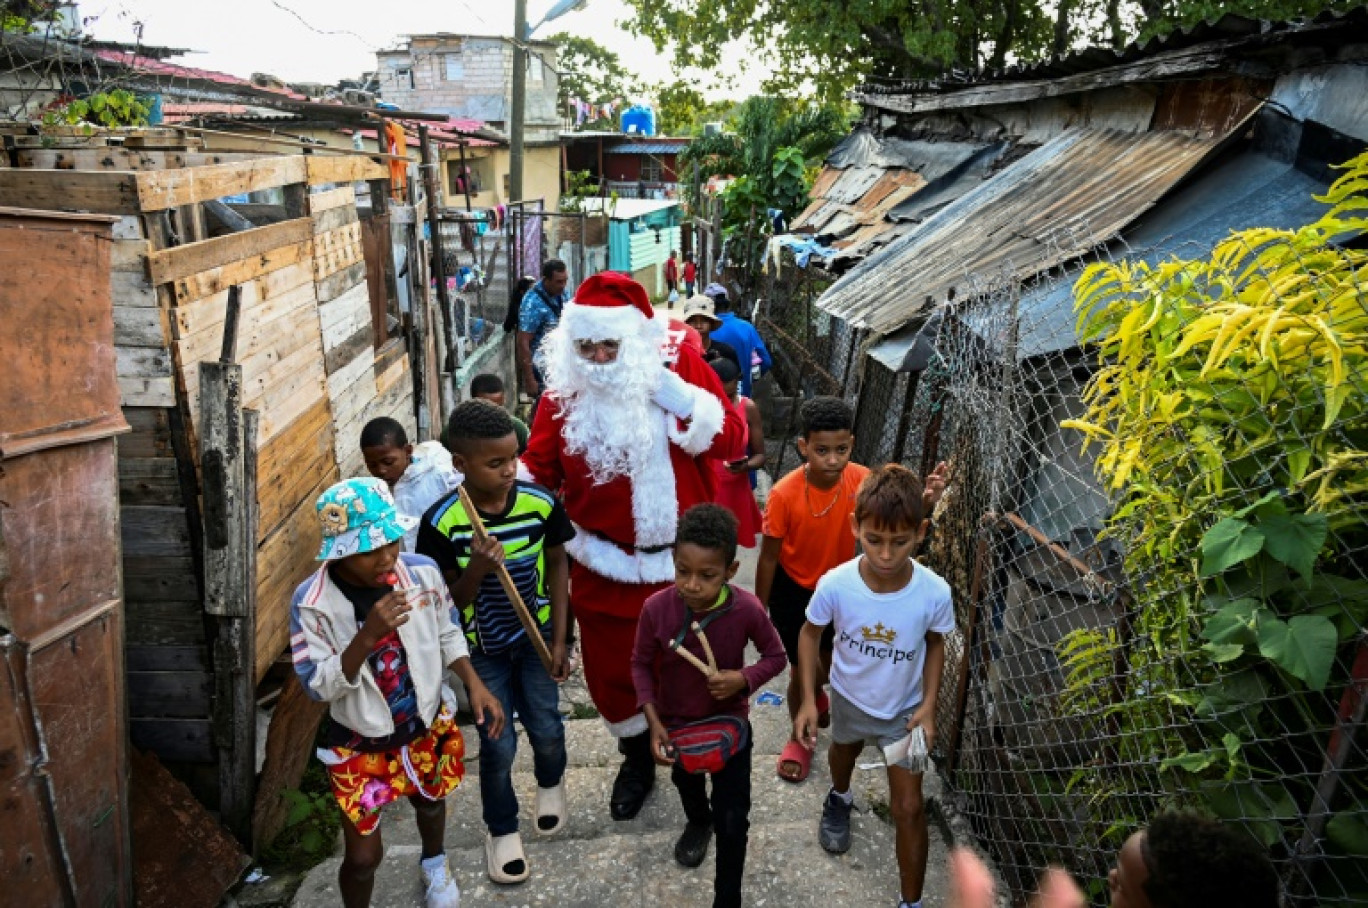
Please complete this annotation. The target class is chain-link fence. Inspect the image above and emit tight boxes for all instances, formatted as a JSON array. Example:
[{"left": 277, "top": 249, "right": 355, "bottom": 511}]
[
  {"left": 754, "top": 253, "right": 850, "bottom": 479},
  {"left": 828, "top": 212, "right": 1368, "bottom": 905}
]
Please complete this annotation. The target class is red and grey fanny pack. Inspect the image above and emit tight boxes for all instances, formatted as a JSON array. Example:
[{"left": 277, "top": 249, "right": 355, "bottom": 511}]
[{"left": 668, "top": 715, "right": 750, "bottom": 775}]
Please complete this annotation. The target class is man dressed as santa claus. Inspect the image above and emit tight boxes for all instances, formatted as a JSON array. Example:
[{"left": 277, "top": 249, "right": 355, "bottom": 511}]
[{"left": 523, "top": 271, "right": 744, "bottom": 820}]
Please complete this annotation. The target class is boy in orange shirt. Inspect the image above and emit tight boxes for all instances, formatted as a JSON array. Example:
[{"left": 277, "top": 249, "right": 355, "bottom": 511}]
[
  {"left": 757, "top": 397, "right": 946, "bottom": 782},
  {"left": 756, "top": 396, "right": 866, "bottom": 782}
]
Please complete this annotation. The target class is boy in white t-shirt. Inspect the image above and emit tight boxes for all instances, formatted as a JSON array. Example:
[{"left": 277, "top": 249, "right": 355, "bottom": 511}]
[{"left": 793, "top": 464, "right": 954, "bottom": 908}]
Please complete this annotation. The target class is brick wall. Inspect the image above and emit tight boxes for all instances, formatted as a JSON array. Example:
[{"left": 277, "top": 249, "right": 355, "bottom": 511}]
[{"left": 375, "top": 36, "right": 559, "bottom": 130}]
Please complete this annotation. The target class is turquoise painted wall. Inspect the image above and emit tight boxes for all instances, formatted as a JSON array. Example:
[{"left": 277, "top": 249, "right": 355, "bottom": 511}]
[{"left": 607, "top": 206, "right": 682, "bottom": 273}]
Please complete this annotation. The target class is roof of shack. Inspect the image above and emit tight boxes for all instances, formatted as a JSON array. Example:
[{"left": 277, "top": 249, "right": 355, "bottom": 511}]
[
  {"left": 792, "top": 128, "right": 1011, "bottom": 271},
  {"left": 817, "top": 124, "right": 1242, "bottom": 335},
  {"left": 851, "top": 7, "right": 1368, "bottom": 112}
]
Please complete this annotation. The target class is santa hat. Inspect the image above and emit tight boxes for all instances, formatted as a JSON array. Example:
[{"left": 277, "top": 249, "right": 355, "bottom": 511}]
[{"left": 562, "top": 272, "right": 655, "bottom": 341}]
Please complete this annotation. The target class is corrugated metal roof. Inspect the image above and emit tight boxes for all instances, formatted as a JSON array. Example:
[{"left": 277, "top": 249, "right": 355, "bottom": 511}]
[
  {"left": 817, "top": 123, "right": 1242, "bottom": 335},
  {"left": 852, "top": 7, "right": 1368, "bottom": 101},
  {"left": 988, "top": 139, "right": 1333, "bottom": 362},
  {"left": 603, "top": 142, "right": 689, "bottom": 155},
  {"left": 578, "top": 197, "right": 679, "bottom": 219},
  {"left": 162, "top": 103, "right": 302, "bottom": 122},
  {"left": 91, "top": 48, "right": 309, "bottom": 99},
  {"left": 792, "top": 129, "right": 1005, "bottom": 269}
]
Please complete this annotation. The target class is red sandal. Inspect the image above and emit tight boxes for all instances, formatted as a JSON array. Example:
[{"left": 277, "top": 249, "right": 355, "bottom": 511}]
[
  {"left": 777, "top": 739, "right": 813, "bottom": 783},
  {"left": 816, "top": 688, "right": 831, "bottom": 729}
]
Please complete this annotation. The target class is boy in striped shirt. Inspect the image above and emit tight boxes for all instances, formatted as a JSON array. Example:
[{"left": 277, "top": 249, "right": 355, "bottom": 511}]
[{"left": 417, "top": 400, "right": 574, "bottom": 886}]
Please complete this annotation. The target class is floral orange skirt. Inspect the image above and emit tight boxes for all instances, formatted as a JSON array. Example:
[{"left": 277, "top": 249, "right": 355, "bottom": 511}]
[{"left": 319, "top": 706, "right": 466, "bottom": 835}]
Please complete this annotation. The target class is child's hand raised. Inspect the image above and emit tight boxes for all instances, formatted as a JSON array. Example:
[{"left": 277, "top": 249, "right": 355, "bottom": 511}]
[
  {"left": 359, "top": 591, "right": 411, "bottom": 645},
  {"left": 924, "top": 461, "right": 950, "bottom": 512},
  {"left": 706, "top": 669, "right": 748, "bottom": 700},
  {"left": 467, "top": 535, "right": 506, "bottom": 576}
]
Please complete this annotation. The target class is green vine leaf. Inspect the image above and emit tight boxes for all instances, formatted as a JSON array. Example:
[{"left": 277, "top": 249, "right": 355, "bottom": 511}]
[
  {"left": 1201, "top": 597, "right": 1261, "bottom": 646},
  {"left": 1259, "top": 512, "right": 1328, "bottom": 580},
  {"left": 1199, "top": 518, "right": 1265, "bottom": 577},
  {"left": 1160, "top": 750, "right": 1215, "bottom": 773},
  {"left": 1255, "top": 613, "right": 1338, "bottom": 690},
  {"left": 1201, "top": 642, "right": 1246, "bottom": 663},
  {"left": 1327, "top": 812, "right": 1368, "bottom": 856}
]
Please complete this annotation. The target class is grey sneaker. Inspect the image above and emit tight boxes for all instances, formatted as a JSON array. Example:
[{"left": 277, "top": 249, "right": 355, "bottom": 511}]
[{"left": 819, "top": 789, "right": 854, "bottom": 854}]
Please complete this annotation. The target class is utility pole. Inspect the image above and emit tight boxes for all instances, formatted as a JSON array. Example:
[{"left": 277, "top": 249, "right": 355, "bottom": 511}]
[{"left": 510, "top": 0, "right": 527, "bottom": 203}]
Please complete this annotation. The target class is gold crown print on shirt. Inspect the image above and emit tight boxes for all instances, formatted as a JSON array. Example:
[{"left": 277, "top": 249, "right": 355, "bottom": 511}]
[{"left": 861, "top": 623, "right": 897, "bottom": 645}]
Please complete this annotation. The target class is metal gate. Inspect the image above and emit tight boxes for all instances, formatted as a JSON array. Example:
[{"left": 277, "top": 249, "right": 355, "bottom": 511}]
[{"left": 0, "top": 209, "right": 132, "bottom": 905}]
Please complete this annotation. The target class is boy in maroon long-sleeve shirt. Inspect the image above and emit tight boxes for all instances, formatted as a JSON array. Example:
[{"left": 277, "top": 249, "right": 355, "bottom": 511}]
[{"left": 632, "top": 504, "right": 786, "bottom": 908}]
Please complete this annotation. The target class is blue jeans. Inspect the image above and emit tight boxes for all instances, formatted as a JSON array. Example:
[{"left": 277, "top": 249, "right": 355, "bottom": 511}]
[{"left": 469, "top": 633, "right": 567, "bottom": 835}]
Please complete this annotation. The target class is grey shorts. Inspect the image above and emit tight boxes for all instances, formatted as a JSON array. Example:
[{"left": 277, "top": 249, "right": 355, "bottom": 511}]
[{"left": 829, "top": 688, "right": 918, "bottom": 749}]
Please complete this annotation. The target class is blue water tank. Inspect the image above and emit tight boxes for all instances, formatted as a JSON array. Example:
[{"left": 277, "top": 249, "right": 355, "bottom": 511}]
[{"left": 621, "top": 105, "right": 656, "bottom": 136}]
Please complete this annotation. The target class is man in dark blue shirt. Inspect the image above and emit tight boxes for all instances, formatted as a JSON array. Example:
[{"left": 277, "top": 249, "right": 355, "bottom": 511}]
[{"left": 516, "top": 259, "right": 570, "bottom": 400}]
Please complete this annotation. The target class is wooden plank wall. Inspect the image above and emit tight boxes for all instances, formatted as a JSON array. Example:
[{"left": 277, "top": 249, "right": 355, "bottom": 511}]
[
  {"left": 311, "top": 184, "right": 417, "bottom": 481},
  {"left": 110, "top": 208, "right": 215, "bottom": 765},
  {"left": 6, "top": 151, "right": 420, "bottom": 761},
  {"left": 151, "top": 217, "right": 336, "bottom": 682}
]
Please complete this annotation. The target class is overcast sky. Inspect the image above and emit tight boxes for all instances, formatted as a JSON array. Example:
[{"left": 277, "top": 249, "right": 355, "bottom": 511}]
[{"left": 81, "top": 0, "right": 766, "bottom": 101}]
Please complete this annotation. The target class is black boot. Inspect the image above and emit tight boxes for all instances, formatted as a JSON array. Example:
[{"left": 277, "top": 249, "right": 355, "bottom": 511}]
[{"left": 610, "top": 731, "right": 655, "bottom": 820}]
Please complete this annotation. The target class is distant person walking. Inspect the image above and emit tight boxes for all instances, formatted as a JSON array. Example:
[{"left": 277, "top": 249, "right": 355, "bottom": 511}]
[
  {"left": 683, "top": 253, "right": 698, "bottom": 296},
  {"left": 704, "top": 284, "right": 771, "bottom": 398},
  {"left": 681, "top": 294, "right": 742, "bottom": 373},
  {"left": 516, "top": 260, "right": 570, "bottom": 403},
  {"left": 665, "top": 250, "right": 680, "bottom": 298}
]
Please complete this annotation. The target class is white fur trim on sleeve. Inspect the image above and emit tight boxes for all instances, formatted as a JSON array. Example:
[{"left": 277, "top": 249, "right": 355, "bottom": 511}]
[
  {"left": 604, "top": 713, "right": 649, "bottom": 738},
  {"left": 565, "top": 528, "right": 676, "bottom": 585},
  {"left": 666, "top": 386, "right": 725, "bottom": 456}
]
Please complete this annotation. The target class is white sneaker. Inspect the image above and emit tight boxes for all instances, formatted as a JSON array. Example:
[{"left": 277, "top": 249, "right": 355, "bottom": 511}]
[{"left": 420, "top": 855, "right": 461, "bottom": 908}]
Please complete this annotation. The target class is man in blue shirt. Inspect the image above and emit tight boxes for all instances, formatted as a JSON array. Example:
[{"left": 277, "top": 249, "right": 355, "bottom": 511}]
[
  {"left": 705, "top": 283, "right": 772, "bottom": 398},
  {"left": 517, "top": 259, "right": 570, "bottom": 400}
]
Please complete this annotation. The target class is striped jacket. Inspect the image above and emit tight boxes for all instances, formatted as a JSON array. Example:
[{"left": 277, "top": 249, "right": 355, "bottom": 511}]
[{"left": 289, "top": 554, "right": 469, "bottom": 738}]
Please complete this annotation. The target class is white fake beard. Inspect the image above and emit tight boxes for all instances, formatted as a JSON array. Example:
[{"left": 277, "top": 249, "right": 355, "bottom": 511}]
[{"left": 544, "top": 330, "right": 663, "bottom": 485}]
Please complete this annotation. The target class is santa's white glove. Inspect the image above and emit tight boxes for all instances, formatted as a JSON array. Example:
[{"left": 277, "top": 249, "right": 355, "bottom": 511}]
[{"left": 652, "top": 367, "right": 696, "bottom": 420}]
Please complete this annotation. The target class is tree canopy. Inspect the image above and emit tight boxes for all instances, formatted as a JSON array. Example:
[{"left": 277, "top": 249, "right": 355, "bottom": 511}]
[
  {"left": 547, "top": 32, "right": 639, "bottom": 129},
  {"left": 619, "top": 0, "right": 1359, "bottom": 104},
  {"left": 650, "top": 83, "right": 736, "bottom": 136},
  {"left": 680, "top": 97, "right": 849, "bottom": 295}
]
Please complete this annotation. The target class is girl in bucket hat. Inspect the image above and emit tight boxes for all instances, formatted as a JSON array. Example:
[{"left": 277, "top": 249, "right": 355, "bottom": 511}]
[{"left": 289, "top": 477, "right": 505, "bottom": 908}]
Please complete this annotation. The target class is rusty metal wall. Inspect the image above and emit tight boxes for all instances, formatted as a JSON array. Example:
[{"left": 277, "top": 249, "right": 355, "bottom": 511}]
[{"left": 0, "top": 208, "right": 132, "bottom": 906}]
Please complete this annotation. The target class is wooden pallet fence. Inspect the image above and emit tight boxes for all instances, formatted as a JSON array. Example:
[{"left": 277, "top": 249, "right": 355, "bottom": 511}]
[{"left": 0, "top": 151, "right": 422, "bottom": 845}]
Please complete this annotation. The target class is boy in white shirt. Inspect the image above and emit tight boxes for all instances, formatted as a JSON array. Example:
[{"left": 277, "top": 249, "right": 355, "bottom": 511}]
[{"left": 793, "top": 464, "right": 954, "bottom": 908}]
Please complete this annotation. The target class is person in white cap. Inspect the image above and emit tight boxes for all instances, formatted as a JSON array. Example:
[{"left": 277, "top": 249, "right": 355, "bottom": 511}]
[
  {"left": 681, "top": 293, "right": 742, "bottom": 373},
  {"left": 523, "top": 271, "right": 746, "bottom": 822}
]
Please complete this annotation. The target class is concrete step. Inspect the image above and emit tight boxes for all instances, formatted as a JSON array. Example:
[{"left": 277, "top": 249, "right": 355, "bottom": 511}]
[
  {"left": 292, "top": 815, "right": 944, "bottom": 908},
  {"left": 287, "top": 549, "right": 953, "bottom": 907},
  {"left": 288, "top": 708, "right": 950, "bottom": 907}
]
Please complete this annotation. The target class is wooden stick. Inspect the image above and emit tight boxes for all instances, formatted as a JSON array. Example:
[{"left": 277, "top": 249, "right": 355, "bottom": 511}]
[
  {"left": 995, "top": 511, "right": 1112, "bottom": 592},
  {"left": 670, "top": 641, "right": 715, "bottom": 677},
  {"left": 455, "top": 485, "right": 555, "bottom": 673},
  {"left": 692, "top": 621, "right": 719, "bottom": 675}
]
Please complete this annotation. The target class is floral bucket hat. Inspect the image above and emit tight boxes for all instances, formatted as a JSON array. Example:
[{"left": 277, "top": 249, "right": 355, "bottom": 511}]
[{"left": 314, "top": 477, "right": 418, "bottom": 561}]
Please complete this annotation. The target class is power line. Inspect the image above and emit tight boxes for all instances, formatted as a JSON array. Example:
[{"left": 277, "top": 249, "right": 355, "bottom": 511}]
[{"left": 267, "top": 0, "right": 376, "bottom": 49}]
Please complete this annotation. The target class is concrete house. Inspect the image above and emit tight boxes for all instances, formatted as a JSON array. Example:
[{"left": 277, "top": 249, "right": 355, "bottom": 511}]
[{"left": 376, "top": 34, "right": 562, "bottom": 209}]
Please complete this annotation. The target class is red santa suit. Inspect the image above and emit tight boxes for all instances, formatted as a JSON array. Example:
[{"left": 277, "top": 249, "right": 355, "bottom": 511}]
[{"left": 523, "top": 275, "right": 744, "bottom": 737}]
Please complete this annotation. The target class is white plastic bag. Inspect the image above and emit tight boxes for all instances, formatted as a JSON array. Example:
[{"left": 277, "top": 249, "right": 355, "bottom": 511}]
[
  {"left": 883, "top": 725, "right": 930, "bottom": 773},
  {"left": 667, "top": 289, "right": 680, "bottom": 304}
]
